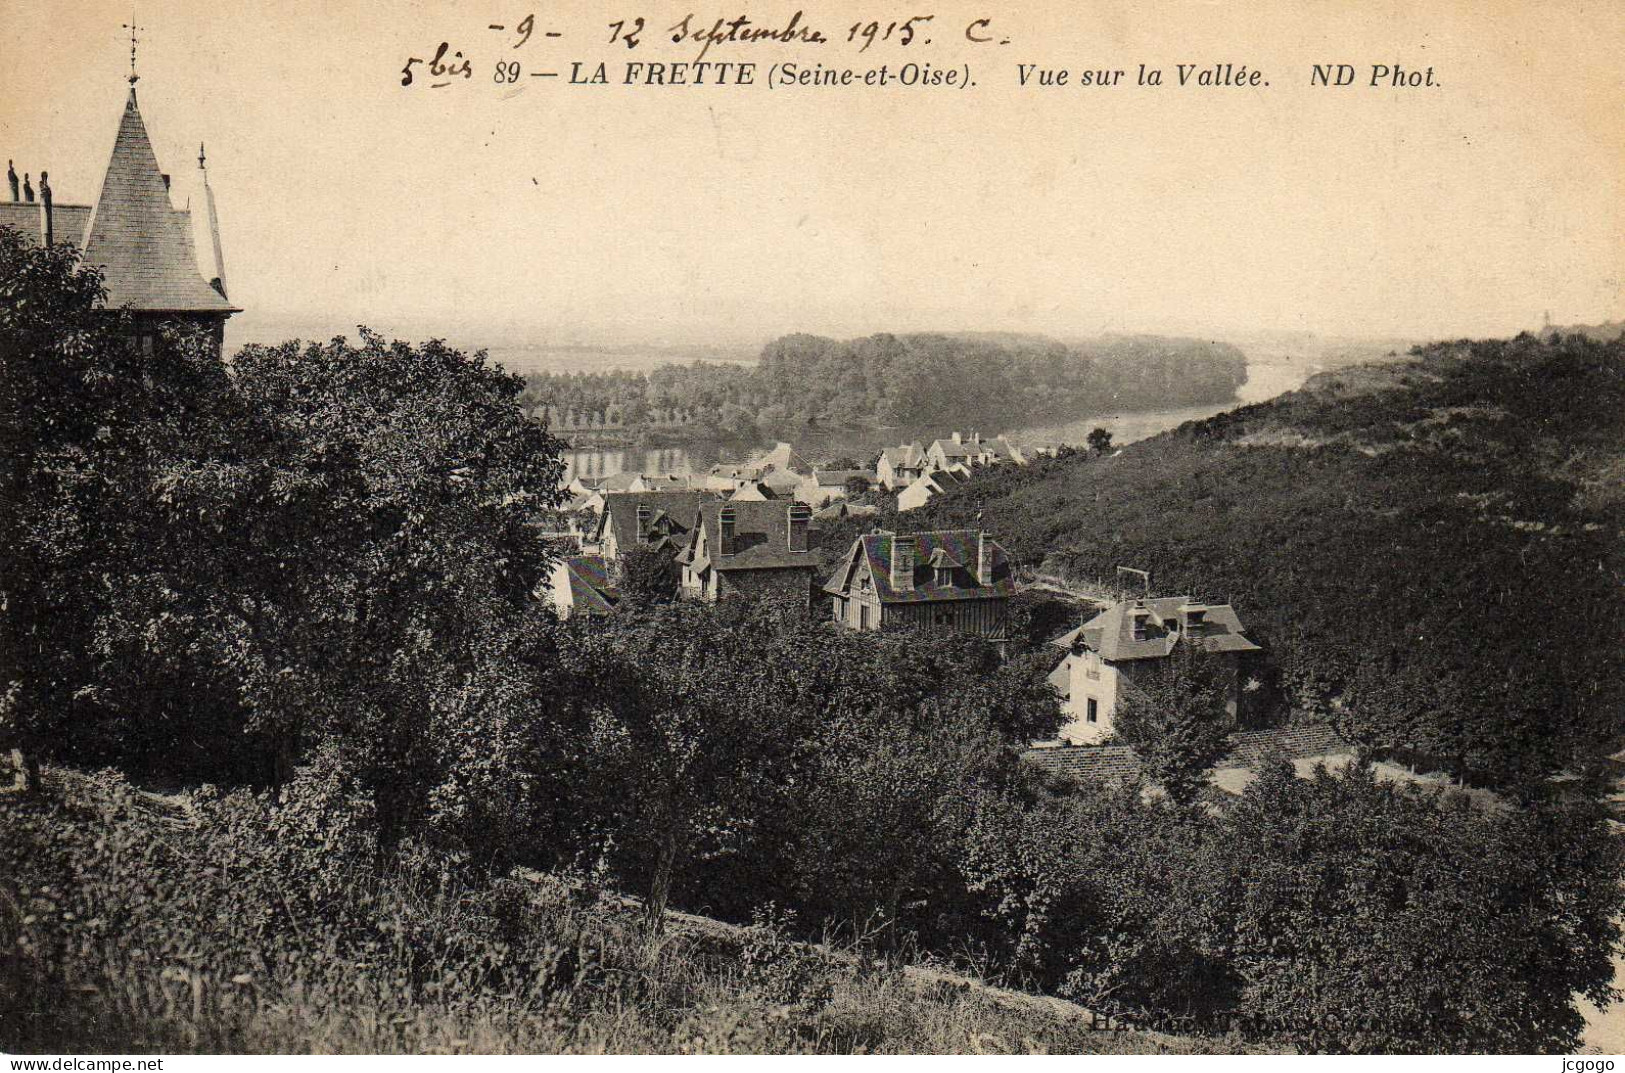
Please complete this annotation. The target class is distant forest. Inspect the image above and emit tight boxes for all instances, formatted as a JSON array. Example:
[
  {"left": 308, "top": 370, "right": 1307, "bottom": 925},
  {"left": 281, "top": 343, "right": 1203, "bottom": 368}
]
[{"left": 519, "top": 332, "right": 1249, "bottom": 438}]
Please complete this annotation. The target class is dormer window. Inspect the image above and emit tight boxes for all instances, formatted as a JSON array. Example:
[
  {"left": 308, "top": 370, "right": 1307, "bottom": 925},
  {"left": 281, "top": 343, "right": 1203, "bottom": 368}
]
[{"left": 718, "top": 506, "right": 737, "bottom": 554}]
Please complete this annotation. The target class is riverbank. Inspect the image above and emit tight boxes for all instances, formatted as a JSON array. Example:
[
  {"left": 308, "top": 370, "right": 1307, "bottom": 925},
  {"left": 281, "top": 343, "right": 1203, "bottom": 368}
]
[{"left": 561, "top": 356, "right": 1324, "bottom": 482}]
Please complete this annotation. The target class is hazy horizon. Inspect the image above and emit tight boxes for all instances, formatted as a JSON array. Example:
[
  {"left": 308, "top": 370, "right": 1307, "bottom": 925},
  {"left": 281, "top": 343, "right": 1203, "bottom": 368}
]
[{"left": 3, "top": 0, "right": 1620, "bottom": 352}]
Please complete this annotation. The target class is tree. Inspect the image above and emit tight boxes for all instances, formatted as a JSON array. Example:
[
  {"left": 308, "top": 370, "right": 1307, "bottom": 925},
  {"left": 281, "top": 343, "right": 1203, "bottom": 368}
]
[
  {"left": 618, "top": 545, "right": 680, "bottom": 604},
  {"left": 1111, "top": 649, "right": 1233, "bottom": 807},
  {"left": 843, "top": 474, "right": 872, "bottom": 497},
  {"left": 1, "top": 232, "right": 573, "bottom": 850},
  {"left": 559, "top": 601, "right": 791, "bottom": 930},
  {"left": 0, "top": 229, "right": 235, "bottom": 788},
  {"left": 1087, "top": 427, "right": 1114, "bottom": 455},
  {"left": 217, "top": 331, "right": 569, "bottom": 849},
  {"left": 1215, "top": 760, "right": 1625, "bottom": 1052}
]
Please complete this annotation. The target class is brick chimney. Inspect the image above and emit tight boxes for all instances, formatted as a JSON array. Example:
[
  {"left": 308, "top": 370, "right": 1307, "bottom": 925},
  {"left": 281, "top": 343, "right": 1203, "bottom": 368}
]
[
  {"left": 976, "top": 531, "right": 995, "bottom": 586},
  {"left": 951, "top": 431, "right": 962, "bottom": 445},
  {"left": 787, "top": 504, "right": 810, "bottom": 552},
  {"left": 38, "top": 171, "right": 51, "bottom": 246},
  {"left": 6, "top": 161, "right": 16, "bottom": 202},
  {"left": 891, "top": 535, "right": 917, "bottom": 591}
]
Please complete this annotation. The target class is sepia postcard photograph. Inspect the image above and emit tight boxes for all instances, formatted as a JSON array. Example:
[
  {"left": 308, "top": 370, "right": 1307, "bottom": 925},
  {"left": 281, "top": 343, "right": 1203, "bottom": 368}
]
[{"left": 0, "top": 0, "right": 1621, "bottom": 1061}]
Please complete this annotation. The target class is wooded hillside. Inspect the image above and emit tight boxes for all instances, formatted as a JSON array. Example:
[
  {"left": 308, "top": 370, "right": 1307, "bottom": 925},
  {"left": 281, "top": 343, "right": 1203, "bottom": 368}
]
[{"left": 892, "top": 333, "right": 1625, "bottom": 789}]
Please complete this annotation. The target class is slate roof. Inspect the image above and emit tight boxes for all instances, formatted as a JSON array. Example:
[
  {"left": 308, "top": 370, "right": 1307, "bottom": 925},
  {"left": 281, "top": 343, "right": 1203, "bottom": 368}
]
[
  {"left": 80, "top": 90, "right": 237, "bottom": 314},
  {"left": 930, "top": 437, "right": 985, "bottom": 459},
  {"left": 634, "top": 473, "right": 711, "bottom": 491},
  {"left": 751, "top": 441, "right": 813, "bottom": 476},
  {"left": 596, "top": 491, "right": 709, "bottom": 547},
  {"left": 880, "top": 443, "right": 927, "bottom": 470},
  {"left": 680, "top": 500, "right": 823, "bottom": 573},
  {"left": 913, "top": 469, "right": 967, "bottom": 494},
  {"left": 812, "top": 500, "right": 879, "bottom": 523},
  {"left": 807, "top": 468, "right": 875, "bottom": 488},
  {"left": 759, "top": 470, "right": 803, "bottom": 495},
  {"left": 824, "top": 530, "right": 1017, "bottom": 603},
  {"left": 0, "top": 200, "right": 93, "bottom": 247},
  {"left": 1049, "top": 596, "right": 1261, "bottom": 662},
  {"left": 559, "top": 555, "right": 618, "bottom": 615}
]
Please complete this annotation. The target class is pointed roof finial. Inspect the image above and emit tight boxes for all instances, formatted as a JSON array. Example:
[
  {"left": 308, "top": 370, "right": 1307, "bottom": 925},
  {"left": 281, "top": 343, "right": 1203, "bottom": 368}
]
[
  {"left": 122, "top": 11, "right": 144, "bottom": 86},
  {"left": 198, "top": 142, "right": 207, "bottom": 171}
]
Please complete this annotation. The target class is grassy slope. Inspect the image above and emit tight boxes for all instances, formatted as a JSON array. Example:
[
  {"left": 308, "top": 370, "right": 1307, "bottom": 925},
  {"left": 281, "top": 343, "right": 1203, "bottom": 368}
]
[
  {"left": 0, "top": 771, "right": 1239, "bottom": 1056},
  {"left": 895, "top": 334, "right": 1625, "bottom": 779}
]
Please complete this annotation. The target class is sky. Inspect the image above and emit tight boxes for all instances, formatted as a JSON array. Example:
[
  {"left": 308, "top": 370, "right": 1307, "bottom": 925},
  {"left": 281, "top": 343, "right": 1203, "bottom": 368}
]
[{"left": 0, "top": 0, "right": 1620, "bottom": 350}]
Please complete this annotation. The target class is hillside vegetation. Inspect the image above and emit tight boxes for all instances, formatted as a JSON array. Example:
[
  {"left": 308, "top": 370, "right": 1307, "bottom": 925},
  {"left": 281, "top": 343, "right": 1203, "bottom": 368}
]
[
  {"left": 891, "top": 333, "right": 1625, "bottom": 788},
  {"left": 3, "top": 230, "right": 1619, "bottom": 1055},
  {"left": 0, "top": 767, "right": 1219, "bottom": 1055}
]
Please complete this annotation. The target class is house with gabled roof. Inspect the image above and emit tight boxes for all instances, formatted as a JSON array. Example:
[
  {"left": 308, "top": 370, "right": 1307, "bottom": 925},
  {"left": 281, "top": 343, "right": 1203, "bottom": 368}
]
[
  {"left": 823, "top": 529, "right": 1016, "bottom": 638},
  {"left": 795, "top": 468, "right": 876, "bottom": 508},
  {"left": 897, "top": 468, "right": 967, "bottom": 512},
  {"left": 1045, "top": 596, "right": 1263, "bottom": 745},
  {"left": 2, "top": 76, "right": 239, "bottom": 357},
  {"left": 924, "top": 432, "right": 999, "bottom": 474},
  {"left": 588, "top": 491, "right": 711, "bottom": 561},
  {"left": 709, "top": 441, "right": 813, "bottom": 487},
  {"left": 876, "top": 442, "right": 928, "bottom": 491},
  {"left": 812, "top": 499, "right": 879, "bottom": 524},
  {"left": 922, "top": 432, "right": 1033, "bottom": 475},
  {"left": 676, "top": 499, "right": 823, "bottom": 606}
]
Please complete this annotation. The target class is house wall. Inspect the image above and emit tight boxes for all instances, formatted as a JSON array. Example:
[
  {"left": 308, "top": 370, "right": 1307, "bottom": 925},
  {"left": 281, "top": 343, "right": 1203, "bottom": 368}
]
[
  {"left": 832, "top": 588, "right": 883, "bottom": 630},
  {"left": 1056, "top": 649, "right": 1123, "bottom": 745},
  {"left": 1056, "top": 651, "right": 1248, "bottom": 744},
  {"left": 883, "top": 598, "right": 1007, "bottom": 639},
  {"left": 547, "top": 561, "right": 576, "bottom": 620}
]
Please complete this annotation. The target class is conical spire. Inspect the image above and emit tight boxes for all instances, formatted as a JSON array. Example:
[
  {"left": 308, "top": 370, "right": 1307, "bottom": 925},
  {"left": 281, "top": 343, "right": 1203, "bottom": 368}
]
[
  {"left": 82, "top": 87, "right": 236, "bottom": 312},
  {"left": 198, "top": 141, "right": 228, "bottom": 299}
]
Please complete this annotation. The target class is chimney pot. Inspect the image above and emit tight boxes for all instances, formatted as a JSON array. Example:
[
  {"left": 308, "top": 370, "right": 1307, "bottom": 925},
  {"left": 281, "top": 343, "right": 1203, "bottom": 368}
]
[
  {"left": 22, "top": 173, "right": 34, "bottom": 203},
  {"left": 6, "top": 161, "right": 16, "bottom": 202}
]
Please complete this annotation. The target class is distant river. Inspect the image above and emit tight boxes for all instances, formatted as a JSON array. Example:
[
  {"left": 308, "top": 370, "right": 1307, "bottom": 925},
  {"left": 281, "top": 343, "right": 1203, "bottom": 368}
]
[
  {"left": 998, "top": 358, "right": 1312, "bottom": 449},
  {"left": 562, "top": 358, "right": 1317, "bottom": 482}
]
